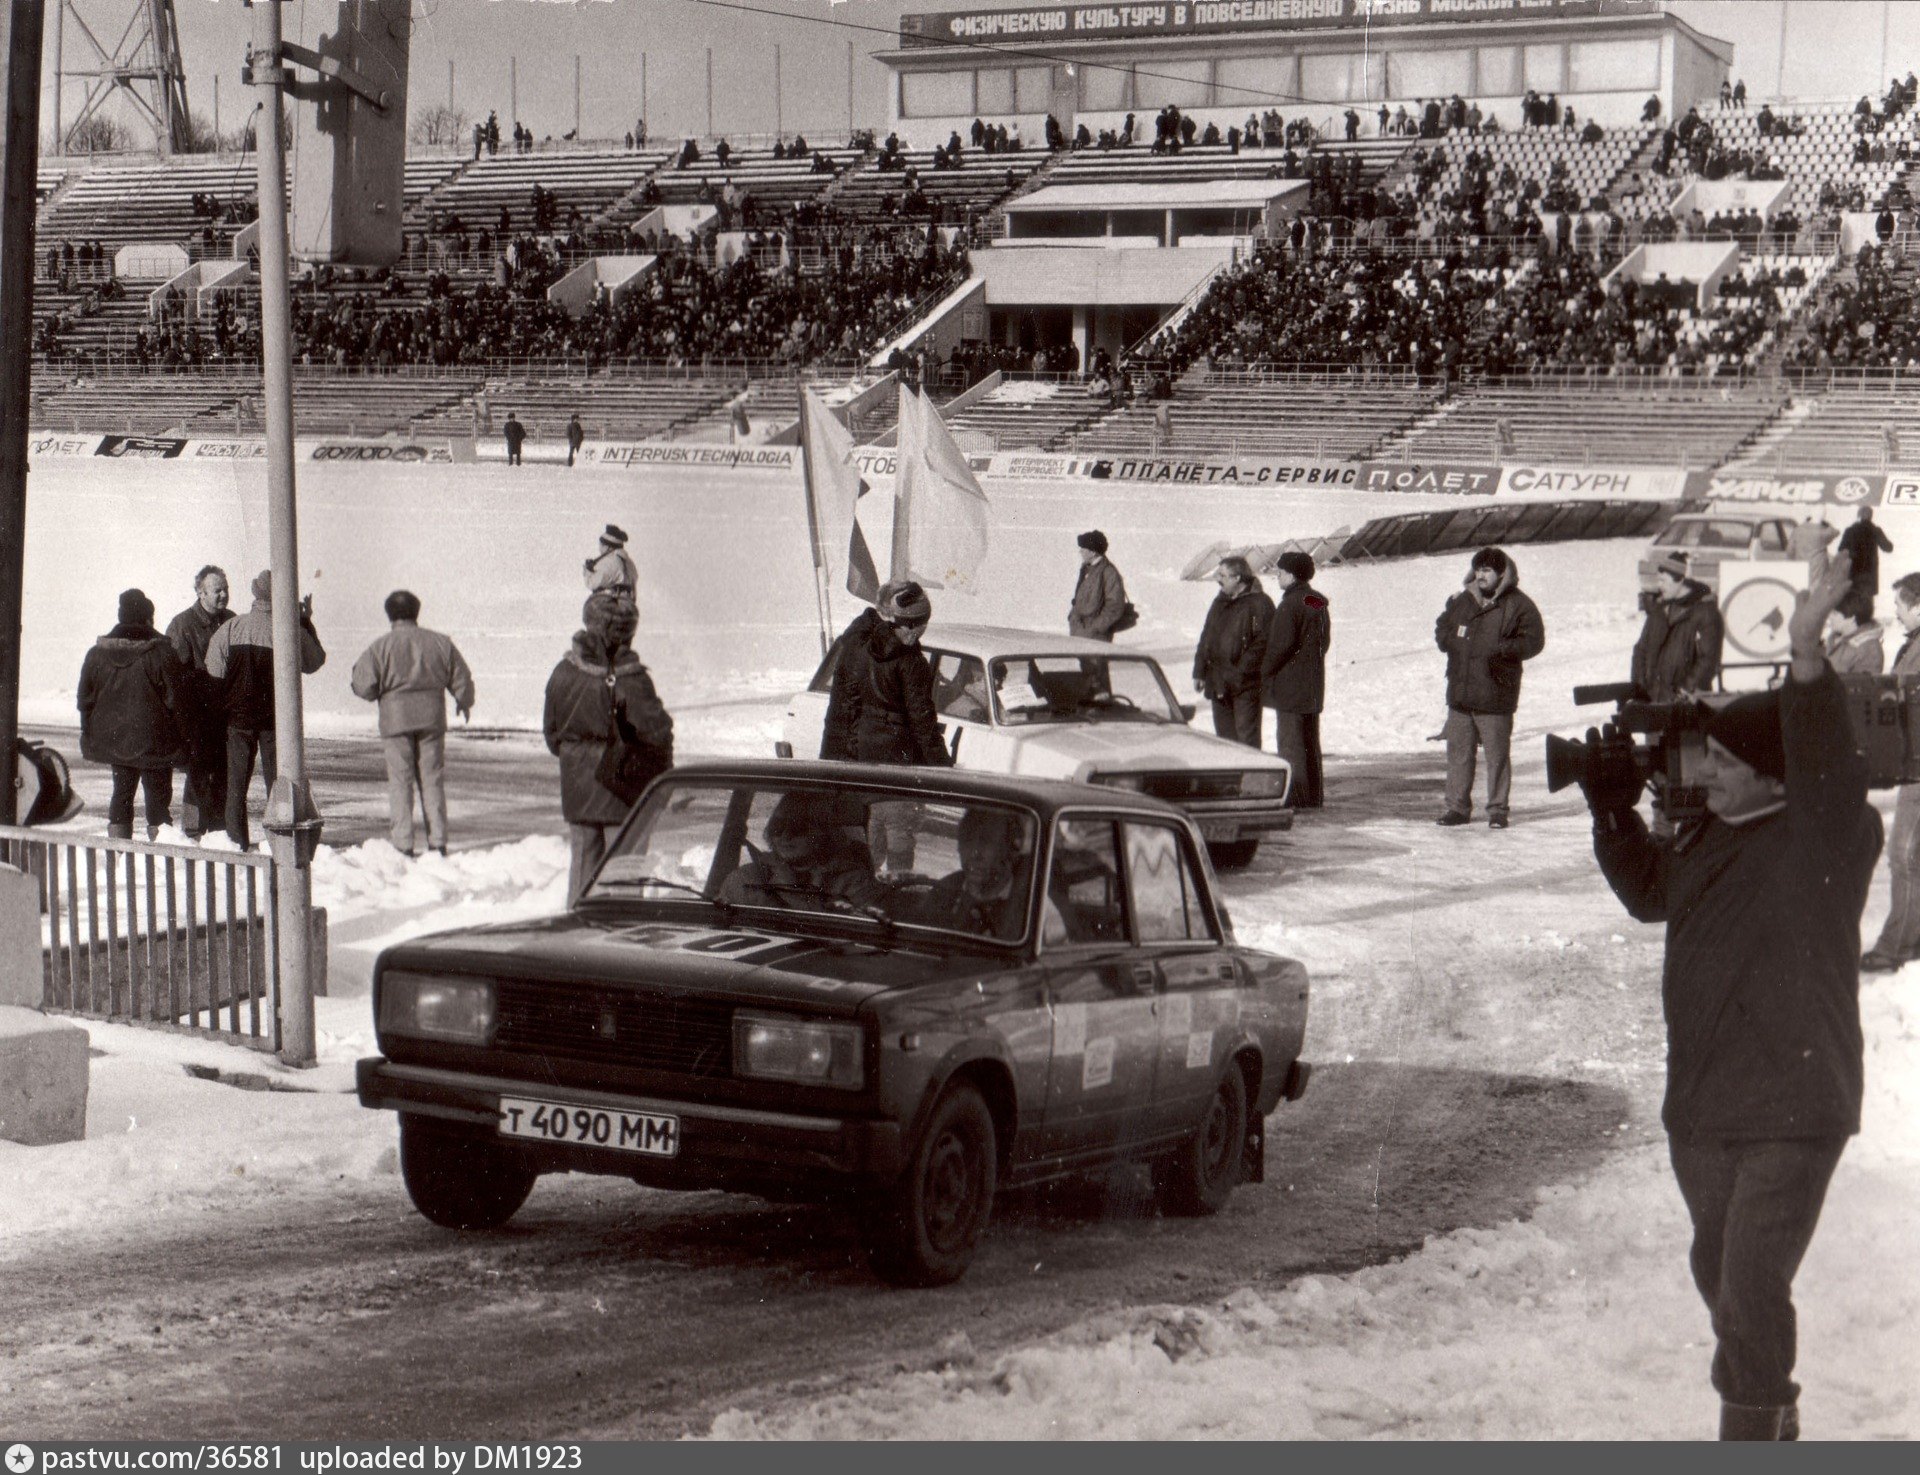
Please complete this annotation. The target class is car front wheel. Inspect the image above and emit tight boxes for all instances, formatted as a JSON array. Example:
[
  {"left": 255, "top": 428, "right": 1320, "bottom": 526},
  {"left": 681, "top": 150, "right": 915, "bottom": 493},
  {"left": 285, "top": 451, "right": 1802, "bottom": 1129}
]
[
  {"left": 1153, "top": 1064, "right": 1248, "bottom": 1217},
  {"left": 1207, "top": 838, "right": 1260, "bottom": 870},
  {"left": 865, "top": 1085, "right": 998, "bottom": 1287},
  {"left": 399, "top": 1114, "right": 538, "bottom": 1230}
]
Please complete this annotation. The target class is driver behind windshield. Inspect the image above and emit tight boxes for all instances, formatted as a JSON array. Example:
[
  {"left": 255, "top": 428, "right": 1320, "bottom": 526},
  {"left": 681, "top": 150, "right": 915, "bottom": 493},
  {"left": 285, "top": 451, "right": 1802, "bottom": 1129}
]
[
  {"left": 718, "top": 792, "right": 886, "bottom": 911},
  {"left": 912, "top": 808, "right": 1031, "bottom": 941}
]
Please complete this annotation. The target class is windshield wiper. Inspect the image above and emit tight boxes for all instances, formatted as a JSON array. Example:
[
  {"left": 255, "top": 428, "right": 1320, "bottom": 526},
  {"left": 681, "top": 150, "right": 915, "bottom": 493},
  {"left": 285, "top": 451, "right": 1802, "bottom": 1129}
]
[{"left": 589, "top": 876, "right": 734, "bottom": 920}]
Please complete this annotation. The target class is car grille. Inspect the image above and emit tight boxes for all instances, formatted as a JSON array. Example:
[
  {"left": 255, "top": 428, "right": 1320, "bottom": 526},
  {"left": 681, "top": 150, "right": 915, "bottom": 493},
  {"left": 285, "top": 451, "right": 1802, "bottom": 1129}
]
[
  {"left": 1136, "top": 772, "right": 1245, "bottom": 802},
  {"left": 493, "top": 978, "right": 733, "bottom": 1077}
]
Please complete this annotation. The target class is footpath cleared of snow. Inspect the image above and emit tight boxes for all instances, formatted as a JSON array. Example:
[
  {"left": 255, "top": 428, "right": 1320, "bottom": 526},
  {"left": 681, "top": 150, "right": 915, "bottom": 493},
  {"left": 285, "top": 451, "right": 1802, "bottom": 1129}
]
[{"left": 9, "top": 457, "right": 1919, "bottom": 1438}]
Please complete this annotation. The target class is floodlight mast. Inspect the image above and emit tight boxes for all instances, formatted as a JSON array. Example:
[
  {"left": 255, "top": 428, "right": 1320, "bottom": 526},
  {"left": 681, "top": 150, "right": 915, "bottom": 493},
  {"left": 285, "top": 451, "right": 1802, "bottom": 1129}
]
[{"left": 245, "top": 0, "right": 320, "bottom": 1068}]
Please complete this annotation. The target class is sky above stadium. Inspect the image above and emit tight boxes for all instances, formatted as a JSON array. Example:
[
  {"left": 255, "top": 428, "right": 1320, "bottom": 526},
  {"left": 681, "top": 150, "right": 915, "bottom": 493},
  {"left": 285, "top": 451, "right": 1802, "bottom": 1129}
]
[{"left": 35, "top": 0, "right": 1920, "bottom": 150}]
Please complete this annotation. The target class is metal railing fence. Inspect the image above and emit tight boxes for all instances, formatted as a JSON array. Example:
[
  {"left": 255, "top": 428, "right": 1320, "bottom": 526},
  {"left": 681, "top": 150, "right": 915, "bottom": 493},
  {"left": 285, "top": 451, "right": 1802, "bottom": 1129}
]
[{"left": 0, "top": 826, "right": 280, "bottom": 1051}]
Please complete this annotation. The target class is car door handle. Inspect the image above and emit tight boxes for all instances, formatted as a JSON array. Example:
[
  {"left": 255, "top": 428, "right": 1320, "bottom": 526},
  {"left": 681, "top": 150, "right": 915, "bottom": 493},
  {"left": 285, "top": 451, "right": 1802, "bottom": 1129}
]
[
  {"left": 1215, "top": 960, "right": 1236, "bottom": 982},
  {"left": 1132, "top": 963, "right": 1157, "bottom": 991}
]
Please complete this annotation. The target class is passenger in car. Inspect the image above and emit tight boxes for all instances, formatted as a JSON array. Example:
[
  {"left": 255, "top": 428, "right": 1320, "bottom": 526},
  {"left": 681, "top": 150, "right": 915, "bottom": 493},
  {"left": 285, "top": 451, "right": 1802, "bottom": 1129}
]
[
  {"left": 718, "top": 793, "right": 886, "bottom": 911},
  {"left": 914, "top": 809, "right": 1032, "bottom": 940}
]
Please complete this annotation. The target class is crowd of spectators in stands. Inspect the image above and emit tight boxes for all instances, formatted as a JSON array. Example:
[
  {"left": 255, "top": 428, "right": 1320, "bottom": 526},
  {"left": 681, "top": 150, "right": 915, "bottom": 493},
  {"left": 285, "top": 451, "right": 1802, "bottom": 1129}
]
[
  {"left": 1786, "top": 244, "right": 1920, "bottom": 372},
  {"left": 1146, "top": 240, "right": 1792, "bottom": 379}
]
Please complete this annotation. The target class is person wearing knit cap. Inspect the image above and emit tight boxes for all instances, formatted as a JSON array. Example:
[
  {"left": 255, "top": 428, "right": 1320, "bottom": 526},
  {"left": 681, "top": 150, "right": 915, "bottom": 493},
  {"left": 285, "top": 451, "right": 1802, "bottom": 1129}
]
[
  {"left": 1434, "top": 547, "right": 1545, "bottom": 829},
  {"left": 350, "top": 591, "right": 476, "bottom": 857},
  {"left": 844, "top": 580, "right": 952, "bottom": 872},
  {"left": 1588, "top": 549, "right": 1880, "bottom": 1441},
  {"left": 820, "top": 579, "right": 906, "bottom": 761},
  {"left": 1069, "top": 530, "right": 1130, "bottom": 642},
  {"left": 78, "top": 589, "right": 190, "bottom": 839},
  {"left": 164, "top": 565, "right": 234, "bottom": 838},
  {"left": 204, "top": 569, "right": 327, "bottom": 849},
  {"left": 1632, "top": 549, "right": 1723, "bottom": 704},
  {"left": 543, "top": 594, "right": 674, "bottom": 905},
  {"left": 1262, "top": 550, "right": 1331, "bottom": 807},
  {"left": 583, "top": 524, "right": 638, "bottom": 600}
]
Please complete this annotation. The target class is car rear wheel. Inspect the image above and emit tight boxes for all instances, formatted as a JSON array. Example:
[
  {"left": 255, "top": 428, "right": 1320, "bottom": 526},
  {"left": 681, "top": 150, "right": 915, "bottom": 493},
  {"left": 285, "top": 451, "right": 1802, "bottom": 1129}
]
[
  {"left": 1153, "top": 1064, "right": 1248, "bottom": 1217},
  {"left": 399, "top": 1114, "right": 538, "bottom": 1230},
  {"left": 1207, "top": 838, "right": 1260, "bottom": 870},
  {"left": 865, "top": 1085, "right": 998, "bottom": 1287}
]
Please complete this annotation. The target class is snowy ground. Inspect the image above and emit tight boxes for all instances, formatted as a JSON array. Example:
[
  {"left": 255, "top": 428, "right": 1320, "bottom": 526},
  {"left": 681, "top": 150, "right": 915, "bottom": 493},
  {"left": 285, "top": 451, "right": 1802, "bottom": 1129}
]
[{"left": 7, "top": 461, "right": 1918, "bottom": 1439}]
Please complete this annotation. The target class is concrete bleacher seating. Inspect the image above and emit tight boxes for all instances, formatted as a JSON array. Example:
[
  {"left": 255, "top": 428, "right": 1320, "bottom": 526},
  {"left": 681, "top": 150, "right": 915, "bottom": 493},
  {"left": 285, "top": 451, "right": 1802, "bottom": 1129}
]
[
  {"left": 1376, "top": 380, "right": 1788, "bottom": 468},
  {"left": 834, "top": 148, "right": 1046, "bottom": 226},
  {"left": 411, "top": 373, "right": 744, "bottom": 441},
  {"left": 648, "top": 146, "right": 864, "bottom": 215},
  {"left": 402, "top": 156, "right": 467, "bottom": 220},
  {"left": 1395, "top": 127, "right": 1649, "bottom": 212},
  {"left": 37, "top": 158, "right": 261, "bottom": 256},
  {"left": 943, "top": 379, "right": 1114, "bottom": 449},
  {"left": 1685, "top": 100, "right": 1911, "bottom": 216},
  {"left": 1078, "top": 374, "right": 1440, "bottom": 460},
  {"left": 1728, "top": 383, "right": 1920, "bottom": 474},
  {"left": 428, "top": 149, "right": 671, "bottom": 235},
  {"left": 1045, "top": 142, "right": 1309, "bottom": 188}
]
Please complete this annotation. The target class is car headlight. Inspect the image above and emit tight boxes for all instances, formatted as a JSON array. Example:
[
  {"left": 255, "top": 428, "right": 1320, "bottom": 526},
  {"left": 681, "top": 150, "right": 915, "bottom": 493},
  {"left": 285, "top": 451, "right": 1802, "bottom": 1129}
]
[
  {"left": 1090, "top": 772, "right": 1148, "bottom": 791},
  {"left": 733, "top": 1012, "right": 865, "bottom": 1089},
  {"left": 378, "top": 970, "right": 497, "bottom": 1045},
  {"left": 1242, "top": 770, "right": 1289, "bottom": 798}
]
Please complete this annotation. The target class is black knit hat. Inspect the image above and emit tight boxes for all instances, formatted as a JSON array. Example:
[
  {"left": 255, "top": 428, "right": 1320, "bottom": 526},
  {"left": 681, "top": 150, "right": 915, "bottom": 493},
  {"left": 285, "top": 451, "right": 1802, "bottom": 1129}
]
[
  {"left": 1077, "top": 529, "right": 1109, "bottom": 555},
  {"left": 117, "top": 588, "right": 155, "bottom": 627},
  {"left": 1277, "top": 551, "right": 1316, "bottom": 582},
  {"left": 1705, "top": 689, "right": 1787, "bottom": 782}
]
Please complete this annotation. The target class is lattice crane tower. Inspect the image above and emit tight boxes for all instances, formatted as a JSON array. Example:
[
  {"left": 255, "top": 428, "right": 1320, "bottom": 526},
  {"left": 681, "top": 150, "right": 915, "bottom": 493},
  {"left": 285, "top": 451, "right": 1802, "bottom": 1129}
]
[{"left": 53, "top": 0, "right": 193, "bottom": 155}]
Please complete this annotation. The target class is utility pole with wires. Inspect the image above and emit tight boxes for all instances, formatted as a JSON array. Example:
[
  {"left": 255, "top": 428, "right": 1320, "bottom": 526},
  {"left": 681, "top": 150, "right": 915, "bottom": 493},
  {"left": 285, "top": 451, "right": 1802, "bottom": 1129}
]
[{"left": 774, "top": 44, "right": 781, "bottom": 140}]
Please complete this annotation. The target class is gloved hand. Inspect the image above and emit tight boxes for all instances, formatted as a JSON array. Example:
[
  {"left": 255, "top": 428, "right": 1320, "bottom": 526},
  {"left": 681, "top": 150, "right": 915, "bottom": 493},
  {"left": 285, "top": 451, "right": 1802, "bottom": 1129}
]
[{"left": 1577, "top": 728, "right": 1644, "bottom": 818}]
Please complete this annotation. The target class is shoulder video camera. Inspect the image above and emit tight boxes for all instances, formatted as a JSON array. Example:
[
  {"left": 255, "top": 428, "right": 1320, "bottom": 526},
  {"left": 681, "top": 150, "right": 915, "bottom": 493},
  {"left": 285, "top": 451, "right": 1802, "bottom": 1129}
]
[{"left": 1547, "top": 676, "right": 1920, "bottom": 823}]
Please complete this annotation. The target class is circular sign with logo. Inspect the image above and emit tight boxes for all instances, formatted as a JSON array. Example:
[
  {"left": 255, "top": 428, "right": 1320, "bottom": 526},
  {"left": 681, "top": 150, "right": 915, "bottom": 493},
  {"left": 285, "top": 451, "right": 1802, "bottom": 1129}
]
[
  {"left": 1834, "top": 476, "right": 1873, "bottom": 505},
  {"left": 1721, "top": 575, "right": 1801, "bottom": 660}
]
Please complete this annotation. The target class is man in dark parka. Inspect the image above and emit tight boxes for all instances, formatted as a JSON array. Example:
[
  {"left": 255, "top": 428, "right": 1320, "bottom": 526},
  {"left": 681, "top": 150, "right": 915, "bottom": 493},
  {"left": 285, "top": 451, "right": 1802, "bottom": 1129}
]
[
  {"left": 1261, "top": 550, "right": 1330, "bottom": 807},
  {"left": 1435, "top": 547, "right": 1545, "bottom": 828},
  {"left": 1192, "top": 556, "right": 1273, "bottom": 749},
  {"left": 79, "top": 588, "right": 189, "bottom": 839},
  {"left": 1632, "top": 550, "right": 1724, "bottom": 701},
  {"left": 1588, "top": 552, "right": 1878, "bottom": 1441}
]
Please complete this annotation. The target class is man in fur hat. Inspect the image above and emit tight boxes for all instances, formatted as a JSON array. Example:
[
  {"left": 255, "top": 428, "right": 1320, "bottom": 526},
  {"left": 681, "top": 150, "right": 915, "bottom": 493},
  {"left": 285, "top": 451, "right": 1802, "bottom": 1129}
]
[
  {"left": 1587, "top": 551, "right": 1879, "bottom": 1440},
  {"left": 1068, "top": 530, "right": 1129, "bottom": 642},
  {"left": 583, "top": 524, "right": 638, "bottom": 599}
]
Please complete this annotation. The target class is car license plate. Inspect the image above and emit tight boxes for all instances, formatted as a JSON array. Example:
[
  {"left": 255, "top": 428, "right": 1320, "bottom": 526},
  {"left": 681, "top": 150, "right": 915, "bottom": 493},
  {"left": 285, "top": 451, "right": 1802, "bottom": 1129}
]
[
  {"left": 498, "top": 1097, "right": 680, "bottom": 1157},
  {"left": 1199, "top": 819, "right": 1241, "bottom": 841}
]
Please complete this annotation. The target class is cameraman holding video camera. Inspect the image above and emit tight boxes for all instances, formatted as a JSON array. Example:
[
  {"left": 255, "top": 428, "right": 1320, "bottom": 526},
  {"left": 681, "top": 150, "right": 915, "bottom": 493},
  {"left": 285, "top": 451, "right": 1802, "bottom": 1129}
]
[{"left": 1583, "top": 550, "right": 1880, "bottom": 1441}]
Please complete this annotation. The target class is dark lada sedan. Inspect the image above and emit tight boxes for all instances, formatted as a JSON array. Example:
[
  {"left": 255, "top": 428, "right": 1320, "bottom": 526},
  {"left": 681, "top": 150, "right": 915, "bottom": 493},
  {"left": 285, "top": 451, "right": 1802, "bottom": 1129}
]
[{"left": 357, "top": 760, "right": 1312, "bottom": 1285}]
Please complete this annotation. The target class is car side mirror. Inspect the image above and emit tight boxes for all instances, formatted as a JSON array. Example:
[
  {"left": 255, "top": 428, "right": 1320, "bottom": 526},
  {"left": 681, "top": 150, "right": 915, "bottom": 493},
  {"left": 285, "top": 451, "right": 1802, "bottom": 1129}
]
[{"left": 1178, "top": 702, "right": 1197, "bottom": 723}]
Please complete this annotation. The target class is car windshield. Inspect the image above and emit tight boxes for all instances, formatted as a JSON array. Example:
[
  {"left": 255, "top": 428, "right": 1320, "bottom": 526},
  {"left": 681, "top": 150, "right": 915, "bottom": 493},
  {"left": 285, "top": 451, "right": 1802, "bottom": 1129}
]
[
  {"left": 990, "top": 656, "right": 1180, "bottom": 726},
  {"left": 1655, "top": 519, "right": 1755, "bottom": 551},
  {"left": 586, "top": 778, "right": 1041, "bottom": 944}
]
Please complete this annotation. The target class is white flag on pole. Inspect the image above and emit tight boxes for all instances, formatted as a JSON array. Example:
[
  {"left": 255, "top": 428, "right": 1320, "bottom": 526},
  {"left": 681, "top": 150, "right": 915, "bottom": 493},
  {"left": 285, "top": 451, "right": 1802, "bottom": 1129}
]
[
  {"left": 895, "top": 386, "right": 989, "bottom": 593},
  {"left": 801, "top": 389, "right": 881, "bottom": 602}
]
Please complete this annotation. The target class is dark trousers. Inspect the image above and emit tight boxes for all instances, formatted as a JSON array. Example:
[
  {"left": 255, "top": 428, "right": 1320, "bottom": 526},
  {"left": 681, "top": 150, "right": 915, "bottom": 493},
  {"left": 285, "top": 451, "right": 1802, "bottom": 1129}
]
[
  {"left": 225, "top": 727, "right": 278, "bottom": 849},
  {"left": 1668, "top": 1135, "right": 1847, "bottom": 1409},
  {"left": 1210, "top": 687, "right": 1262, "bottom": 748},
  {"left": 180, "top": 724, "right": 228, "bottom": 838},
  {"left": 1272, "top": 711, "right": 1323, "bottom": 807},
  {"left": 108, "top": 766, "right": 172, "bottom": 838}
]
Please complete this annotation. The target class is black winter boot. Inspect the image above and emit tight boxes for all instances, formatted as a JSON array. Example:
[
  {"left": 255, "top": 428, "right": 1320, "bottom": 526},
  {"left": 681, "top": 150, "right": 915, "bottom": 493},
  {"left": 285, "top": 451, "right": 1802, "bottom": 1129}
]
[
  {"left": 1780, "top": 1403, "right": 1800, "bottom": 1441},
  {"left": 1719, "top": 1402, "right": 1785, "bottom": 1441}
]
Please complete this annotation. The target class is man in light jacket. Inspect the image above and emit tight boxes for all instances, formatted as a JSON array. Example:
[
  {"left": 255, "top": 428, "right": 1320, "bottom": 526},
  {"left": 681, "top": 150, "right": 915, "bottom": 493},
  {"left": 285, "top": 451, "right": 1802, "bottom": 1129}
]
[
  {"left": 1068, "top": 529, "right": 1129, "bottom": 642},
  {"left": 205, "top": 569, "right": 326, "bottom": 849},
  {"left": 350, "top": 590, "right": 475, "bottom": 857}
]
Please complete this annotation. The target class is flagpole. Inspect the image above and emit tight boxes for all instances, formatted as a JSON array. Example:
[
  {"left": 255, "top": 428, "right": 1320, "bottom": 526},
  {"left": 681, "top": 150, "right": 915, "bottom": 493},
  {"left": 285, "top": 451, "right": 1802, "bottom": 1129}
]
[
  {"left": 795, "top": 387, "right": 836, "bottom": 658},
  {"left": 891, "top": 385, "right": 914, "bottom": 581}
]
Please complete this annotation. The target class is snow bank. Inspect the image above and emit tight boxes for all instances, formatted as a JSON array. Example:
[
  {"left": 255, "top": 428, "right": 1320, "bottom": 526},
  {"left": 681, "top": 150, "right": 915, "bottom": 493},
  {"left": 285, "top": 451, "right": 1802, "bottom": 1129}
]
[{"left": 709, "top": 974, "right": 1920, "bottom": 1442}]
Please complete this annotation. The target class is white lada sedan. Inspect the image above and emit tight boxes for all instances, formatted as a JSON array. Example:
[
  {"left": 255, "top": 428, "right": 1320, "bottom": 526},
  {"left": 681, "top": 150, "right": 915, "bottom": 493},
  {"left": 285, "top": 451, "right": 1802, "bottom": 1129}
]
[{"left": 778, "top": 623, "right": 1293, "bottom": 868}]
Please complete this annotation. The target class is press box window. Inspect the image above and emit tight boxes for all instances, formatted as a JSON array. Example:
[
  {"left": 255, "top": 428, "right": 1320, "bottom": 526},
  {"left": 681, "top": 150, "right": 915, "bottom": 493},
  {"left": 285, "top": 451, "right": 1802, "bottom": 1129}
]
[{"left": 902, "top": 69, "right": 973, "bottom": 119}]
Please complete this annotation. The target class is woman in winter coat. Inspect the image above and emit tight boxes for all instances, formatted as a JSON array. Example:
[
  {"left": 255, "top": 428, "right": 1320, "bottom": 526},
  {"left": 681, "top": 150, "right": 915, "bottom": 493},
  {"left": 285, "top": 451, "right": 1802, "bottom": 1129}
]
[
  {"left": 77, "top": 588, "right": 189, "bottom": 839},
  {"left": 1261, "top": 551, "right": 1331, "bottom": 806},
  {"left": 820, "top": 579, "right": 905, "bottom": 760},
  {"left": 543, "top": 593, "right": 674, "bottom": 905},
  {"left": 1192, "top": 556, "right": 1274, "bottom": 748}
]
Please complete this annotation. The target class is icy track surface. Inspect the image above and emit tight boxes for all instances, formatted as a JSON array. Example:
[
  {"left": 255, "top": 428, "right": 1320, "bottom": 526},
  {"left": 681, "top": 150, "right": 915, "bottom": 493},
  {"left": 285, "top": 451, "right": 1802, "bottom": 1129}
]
[{"left": 6, "top": 458, "right": 1916, "bottom": 1439}]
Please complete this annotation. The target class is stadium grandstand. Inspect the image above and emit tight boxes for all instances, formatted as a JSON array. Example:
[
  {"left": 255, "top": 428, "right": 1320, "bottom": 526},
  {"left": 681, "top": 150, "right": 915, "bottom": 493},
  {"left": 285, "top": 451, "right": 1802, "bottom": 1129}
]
[{"left": 22, "top": 0, "right": 1920, "bottom": 474}]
